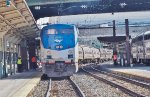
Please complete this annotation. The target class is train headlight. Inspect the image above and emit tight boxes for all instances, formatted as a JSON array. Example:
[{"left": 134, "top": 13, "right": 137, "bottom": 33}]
[
  {"left": 56, "top": 45, "right": 63, "bottom": 49},
  {"left": 60, "top": 45, "right": 63, "bottom": 49},
  {"left": 56, "top": 45, "right": 59, "bottom": 49}
]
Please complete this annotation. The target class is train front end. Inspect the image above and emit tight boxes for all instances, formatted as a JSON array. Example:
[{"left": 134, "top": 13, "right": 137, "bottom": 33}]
[{"left": 40, "top": 24, "right": 78, "bottom": 77}]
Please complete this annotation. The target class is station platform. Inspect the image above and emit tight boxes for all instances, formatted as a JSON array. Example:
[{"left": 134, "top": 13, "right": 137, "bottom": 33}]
[
  {"left": 0, "top": 70, "right": 42, "bottom": 97},
  {"left": 99, "top": 62, "right": 150, "bottom": 79}
]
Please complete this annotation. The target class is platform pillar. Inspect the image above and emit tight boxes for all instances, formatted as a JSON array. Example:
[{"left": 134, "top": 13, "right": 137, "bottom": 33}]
[
  {"left": 125, "top": 19, "right": 130, "bottom": 66},
  {"left": 28, "top": 40, "right": 37, "bottom": 70},
  {"left": 0, "top": 37, "right": 3, "bottom": 78},
  {"left": 113, "top": 20, "right": 117, "bottom": 65},
  {"left": 3, "top": 36, "right": 7, "bottom": 77},
  {"left": 20, "top": 39, "right": 28, "bottom": 71}
]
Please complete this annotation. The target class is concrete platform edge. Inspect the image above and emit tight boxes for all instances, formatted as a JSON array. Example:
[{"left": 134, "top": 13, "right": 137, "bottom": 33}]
[{"left": 11, "top": 74, "right": 41, "bottom": 97}]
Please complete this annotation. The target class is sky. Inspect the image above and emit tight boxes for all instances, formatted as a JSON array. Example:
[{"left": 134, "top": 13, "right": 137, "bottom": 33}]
[{"left": 37, "top": 11, "right": 150, "bottom": 27}]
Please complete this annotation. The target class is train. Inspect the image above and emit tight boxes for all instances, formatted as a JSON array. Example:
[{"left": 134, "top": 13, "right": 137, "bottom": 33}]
[
  {"left": 78, "top": 45, "right": 113, "bottom": 64},
  {"left": 131, "top": 31, "right": 150, "bottom": 65},
  {"left": 40, "top": 24, "right": 79, "bottom": 78},
  {"left": 39, "top": 24, "right": 113, "bottom": 78}
]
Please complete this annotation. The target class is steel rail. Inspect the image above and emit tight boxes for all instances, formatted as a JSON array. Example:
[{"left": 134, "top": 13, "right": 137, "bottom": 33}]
[
  {"left": 46, "top": 79, "right": 52, "bottom": 97},
  {"left": 68, "top": 77, "right": 85, "bottom": 97},
  {"left": 91, "top": 66, "right": 150, "bottom": 89},
  {"left": 82, "top": 67, "right": 145, "bottom": 97},
  {"left": 46, "top": 78, "right": 85, "bottom": 97}
]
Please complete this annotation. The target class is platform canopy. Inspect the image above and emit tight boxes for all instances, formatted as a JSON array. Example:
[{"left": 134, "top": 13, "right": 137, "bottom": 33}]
[
  {"left": 97, "top": 36, "right": 131, "bottom": 43},
  {"left": 26, "top": 0, "right": 150, "bottom": 20},
  {"left": 0, "top": 0, "right": 39, "bottom": 40}
]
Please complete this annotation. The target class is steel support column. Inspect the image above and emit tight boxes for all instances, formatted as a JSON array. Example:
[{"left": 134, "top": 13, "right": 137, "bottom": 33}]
[
  {"left": 20, "top": 40, "right": 28, "bottom": 71},
  {"left": 0, "top": 37, "right": 3, "bottom": 78},
  {"left": 125, "top": 19, "right": 130, "bottom": 66},
  {"left": 3, "top": 36, "right": 7, "bottom": 77},
  {"left": 113, "top": 20, "right": 117, "bottom": 65},
  {"left": 28, "top": 40, "right": 37, "bottom": 70}
]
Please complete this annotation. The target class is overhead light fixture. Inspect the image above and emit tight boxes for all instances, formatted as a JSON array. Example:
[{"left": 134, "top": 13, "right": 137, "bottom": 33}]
[{"left": 35, "top": 6, "right": 41, "bottom": 10}]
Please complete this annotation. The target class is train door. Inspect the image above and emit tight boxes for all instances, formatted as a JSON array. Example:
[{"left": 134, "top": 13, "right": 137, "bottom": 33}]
[{"left": 137, "top": 45, "right": 140, "bottom": 63}]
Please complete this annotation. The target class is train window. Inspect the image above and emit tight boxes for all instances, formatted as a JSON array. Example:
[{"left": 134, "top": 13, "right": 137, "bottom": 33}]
[
  {"left": 145, "top": 34, "right": 150, "bottom": 40},
  {"left": 60, "top": 28, "right": 74, "bottom": 34},
  {"left": 47, "top": 29, "right": 57, "bottom": 34},
  {"left": 68, "top": 54, "right": 73, "bottom": 58},
  {"left": 137, "top": 36, "right": 143, "bottom": 41},
  {"left": 132, "top": 39, "right": 135, "bottom": 43},
  {"left": 133, "top": 37, "right": 139, "bottom": 43},
  {"left": 79, "top": 51, "right": 82, "bottom": 54},
  {"left": 47, "top": 55, "right": 52, "bottom": 59},
  {"left": 135, "top": 38, "right": 138, "bottom": 42}
]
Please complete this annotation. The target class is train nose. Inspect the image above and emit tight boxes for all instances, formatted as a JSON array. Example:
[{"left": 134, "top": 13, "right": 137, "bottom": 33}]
[{"left": 54, "top": 61, "right": 66, "bottom": 72}]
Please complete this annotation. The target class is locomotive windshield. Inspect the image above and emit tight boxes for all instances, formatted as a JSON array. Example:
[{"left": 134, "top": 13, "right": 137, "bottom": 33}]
[
  {"left": 47, "top": 29, "right": 57, "bottom": 34},
  {"left": 47, "top": 28, "right": 74, "bottom": 34}
]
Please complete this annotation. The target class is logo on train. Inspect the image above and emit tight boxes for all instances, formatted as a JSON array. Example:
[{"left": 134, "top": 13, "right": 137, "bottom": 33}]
[{"left": 54, "top": 36, "right": 63, "bottom": 43}]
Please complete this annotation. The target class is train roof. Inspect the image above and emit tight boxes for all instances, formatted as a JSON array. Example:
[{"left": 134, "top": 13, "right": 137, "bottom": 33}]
[
  {"left": 132, "top": 30, "right": 150, "bottom": 43},
  {"left": 79, "top": 45, "right": 98, "bottom": 49},
  {"left": 144, "top": 31, "right": 150, "bottom": 35},
  {"left": 42, "top": 24, "right": 75, "bottom": 30},
  {"left": 134, "top": 31, "right": 150, "bottom": 38}
]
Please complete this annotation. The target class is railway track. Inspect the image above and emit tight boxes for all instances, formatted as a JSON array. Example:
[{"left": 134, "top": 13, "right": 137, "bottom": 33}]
[
  {"left": 98, "top": 65, "right": 150, "bottom": 84},
  {"left": 91, "top": 65, "right": 150, "bottom": 89},
  {"left": 46, "top": 77, "right": 85, "bottom": 97},
  {"left": 82, "top": 66, "right": 149, "bottom": 97}
]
